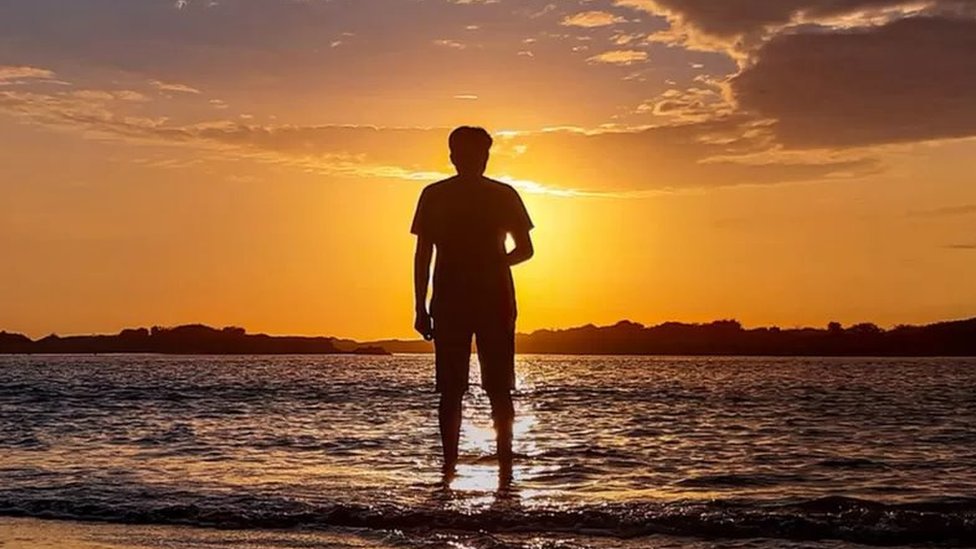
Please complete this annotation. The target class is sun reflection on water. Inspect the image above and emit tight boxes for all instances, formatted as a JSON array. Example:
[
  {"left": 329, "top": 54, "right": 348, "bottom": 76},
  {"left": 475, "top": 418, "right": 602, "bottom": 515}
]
[{"left": 444, "top": 357, "right": 549, "bottom": 505}]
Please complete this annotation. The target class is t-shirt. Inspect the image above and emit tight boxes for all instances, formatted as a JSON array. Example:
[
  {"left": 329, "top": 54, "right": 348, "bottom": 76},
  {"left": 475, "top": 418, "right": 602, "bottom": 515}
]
[{"left": 411, "top": 176, "right": 534, "bottom": 320}]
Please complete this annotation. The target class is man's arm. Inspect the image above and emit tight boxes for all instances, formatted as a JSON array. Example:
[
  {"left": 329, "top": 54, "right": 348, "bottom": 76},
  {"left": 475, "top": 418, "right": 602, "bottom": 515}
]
[
  {"left": 413, "top": 235, "right": 434, "bottom": 340},
  {"left": 507, "top": 229, "right": 534, "bottom": 266}
]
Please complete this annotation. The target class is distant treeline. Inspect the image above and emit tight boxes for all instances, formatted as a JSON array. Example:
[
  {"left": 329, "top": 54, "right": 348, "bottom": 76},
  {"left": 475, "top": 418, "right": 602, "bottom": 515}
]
[
  {"left": 367, "top": 318, "right": 976, "bottom": 356},
  {"left": 0, "top": 324, "right": 388, "bottom": 355},
  {"left": 3, "top": 318, "right": 975, "bottom": 356}
]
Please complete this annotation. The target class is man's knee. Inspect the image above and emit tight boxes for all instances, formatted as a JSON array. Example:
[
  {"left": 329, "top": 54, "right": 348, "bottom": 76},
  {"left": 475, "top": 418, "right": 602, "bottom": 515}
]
[
  {"left": 439, "top": 391, "right": 464, "bottom": 409},
  {"left": 487, "top": 391, "right": 514, "bottom": 423}
]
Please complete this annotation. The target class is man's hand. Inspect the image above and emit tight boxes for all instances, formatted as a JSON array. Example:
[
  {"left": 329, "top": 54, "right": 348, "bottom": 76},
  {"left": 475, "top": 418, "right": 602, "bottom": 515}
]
[
  {"left": 506, "top": 228, "right": 534, "bottom": 267},
  {"left": 415, "top": 309, "right": 434, "bottom": 341},
  {"left": 414, "top": 235, "right": 434, "bottom": 341}
]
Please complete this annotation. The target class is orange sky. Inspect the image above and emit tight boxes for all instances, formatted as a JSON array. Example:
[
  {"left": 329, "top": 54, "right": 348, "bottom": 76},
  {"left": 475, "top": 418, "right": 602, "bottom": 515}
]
[{"left": 1, "top": 0, "right": 975, "bottom": 340}]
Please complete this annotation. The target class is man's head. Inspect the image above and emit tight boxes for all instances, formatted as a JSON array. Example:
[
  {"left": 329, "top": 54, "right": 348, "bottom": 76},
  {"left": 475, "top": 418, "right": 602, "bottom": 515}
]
[{"left": 449, "top": 126, "right": 493, "bottom": 176}]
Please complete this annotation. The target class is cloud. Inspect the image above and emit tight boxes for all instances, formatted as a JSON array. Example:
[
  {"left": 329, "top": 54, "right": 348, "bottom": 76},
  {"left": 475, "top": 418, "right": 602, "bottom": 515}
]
[
  {"left": 0, "top": 89, "right": 167, "bottom": 141},
  {"left": 0, "top": 65, "right": 57, "bottom": 85},
  {"left": 611, "top": 31, "right": 645, "bottom": 45},
  {"left": 0, "top": 86, "right": 874, "bottom": 195},
  {"left": 614, "top": 0, "right": 973, "bottom": 53},
  {"left": 911, "top": 204, "right": 976, "bottom": 217},
  {"left": 432, "top": 39, "right": 467, "bottom": 49},
  {"left": 945, "top": 243, "right": 976, "bottom": 250},
  {"left": 149, "top": 79, "right": 201, "bottom": 94},
  {"left": 613, "top": 1, "right": 976, "bottom": 150},
  {"left": 561, "top": 11, "right": 628, "bottom": 28},
  {"left": 636, "top": 78, "right": 733, "bottom": 122},
  {"left": 494, "top": 120, "right": 877, "bottom": 193},
  {"left": 71, "top": 89, "right": 149, "bottom": 102},
  {"left": 587, "top": 49, "right": 648, "bottom": 65},
  {"left": 731, "top": 15, "right": 976, "bottom": 148}
]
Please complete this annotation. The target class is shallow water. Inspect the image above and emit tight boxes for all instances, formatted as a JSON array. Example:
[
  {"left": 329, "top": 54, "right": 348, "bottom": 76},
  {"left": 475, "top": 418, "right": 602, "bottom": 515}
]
[{"left": 1, "top": 354, "right": 975, "bottom": 547}]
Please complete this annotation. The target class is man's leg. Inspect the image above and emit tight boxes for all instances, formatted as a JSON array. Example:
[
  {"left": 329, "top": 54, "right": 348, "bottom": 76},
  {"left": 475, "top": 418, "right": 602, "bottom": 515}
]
[
  {"left": 438, "top": 390, "right": 464, "bottom": 472},
  {"left": 487, "top": 390, "right": 514, "bottom": 473},
  {"left": 476, "top": 315, "right": 517, "bottom": 478},
  {"left": 434, "top": 318, "right": 472, "bottom": 475}
]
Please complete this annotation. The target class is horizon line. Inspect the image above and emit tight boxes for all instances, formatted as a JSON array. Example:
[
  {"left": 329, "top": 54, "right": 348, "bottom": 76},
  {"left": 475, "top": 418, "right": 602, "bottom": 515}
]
[{"left": 5, "top": 315, "right": 976, "bottom": 343}]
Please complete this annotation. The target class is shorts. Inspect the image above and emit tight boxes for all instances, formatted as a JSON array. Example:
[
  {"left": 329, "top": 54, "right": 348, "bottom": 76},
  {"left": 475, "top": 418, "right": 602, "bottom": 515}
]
[{"left": 433, "top": 313, "right": 516, "bottom": 395}]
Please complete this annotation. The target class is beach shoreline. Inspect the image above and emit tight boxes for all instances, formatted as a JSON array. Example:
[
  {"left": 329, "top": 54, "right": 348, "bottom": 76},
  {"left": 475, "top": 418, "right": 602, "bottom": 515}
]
[{"left": 0, "top": 517, "right": 408, "bottom": 549}]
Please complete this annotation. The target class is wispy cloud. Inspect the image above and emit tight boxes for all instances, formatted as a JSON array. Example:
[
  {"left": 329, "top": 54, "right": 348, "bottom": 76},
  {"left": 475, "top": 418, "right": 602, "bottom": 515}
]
[
  {"left": 71, "top": 89, "right": 149, "bottom": 102},
  {"left": 910, "top": 204, "right": 976, "bottom": 218},
  {"left": 149, "top": 79, "right": 201, "bottom": 95},
  {"left": 0, "top": 65, "right": 57, "bottom": 85},
  {"left": 432, "top": 39, "right": 466, "bottom": 49},
  {"left": 636, "top": 77, "right": 732, "bottom": 122},
  {"left": 587, "top": 50, "right": 648, "bottom": 65},
  {"left": 561, "top": 11, "right": 627, "bottom": 28},
  {"left": 0, "top": 78, "right": 880, "bottom": 197}
]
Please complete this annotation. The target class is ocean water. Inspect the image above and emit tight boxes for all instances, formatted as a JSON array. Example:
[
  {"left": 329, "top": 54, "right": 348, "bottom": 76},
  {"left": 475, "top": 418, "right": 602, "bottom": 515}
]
[{"left": 1, "top": 354, "right": 975, "bottom": 548}]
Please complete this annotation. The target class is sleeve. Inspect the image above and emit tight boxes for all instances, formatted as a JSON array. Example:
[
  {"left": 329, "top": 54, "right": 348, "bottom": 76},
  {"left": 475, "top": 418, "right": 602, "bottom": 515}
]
[
  {"left": 508, "top": 188, "right": 534, "bottom": 232},
  {"left": 410, "top": 189, "right": 430, "bottom": 236}
]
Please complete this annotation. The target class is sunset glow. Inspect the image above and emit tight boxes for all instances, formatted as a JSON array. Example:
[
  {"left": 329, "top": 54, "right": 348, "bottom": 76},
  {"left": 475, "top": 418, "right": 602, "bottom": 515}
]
[{"left": 2, "top": 0, "right": 975, "bottom": 340}]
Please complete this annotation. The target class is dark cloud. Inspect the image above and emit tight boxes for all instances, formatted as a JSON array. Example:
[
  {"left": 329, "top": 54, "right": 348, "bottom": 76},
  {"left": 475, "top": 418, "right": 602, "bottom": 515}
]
[
  {"left": 731, "top": 16, "right": 976, "bottom": 148},
  {"left": 620, "top": 0, "right": 974, "bottom": 41}
]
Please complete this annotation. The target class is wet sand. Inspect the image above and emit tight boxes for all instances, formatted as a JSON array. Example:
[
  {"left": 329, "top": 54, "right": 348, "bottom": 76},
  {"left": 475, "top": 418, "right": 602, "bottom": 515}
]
[{"left": 0, "top": 518, "right": 399, "bottom": 549}]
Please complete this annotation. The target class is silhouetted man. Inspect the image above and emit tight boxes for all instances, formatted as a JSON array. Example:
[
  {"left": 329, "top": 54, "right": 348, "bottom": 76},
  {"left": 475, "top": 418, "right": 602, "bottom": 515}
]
[{"left": 411, "top": 126, "right": 534, "bottom": 480}]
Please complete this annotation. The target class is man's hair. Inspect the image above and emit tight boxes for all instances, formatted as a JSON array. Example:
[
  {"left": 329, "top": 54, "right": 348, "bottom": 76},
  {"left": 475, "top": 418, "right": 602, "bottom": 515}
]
[{"left": 449, "top": 126, "right": 493, "bottom": 154}]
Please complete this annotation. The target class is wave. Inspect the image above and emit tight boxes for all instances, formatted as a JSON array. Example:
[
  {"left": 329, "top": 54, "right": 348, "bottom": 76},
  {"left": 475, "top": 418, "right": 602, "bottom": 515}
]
[
  {"left": 1, "top": 493, "right": 974, "bottom": 546},
  {"left": 815, "top": 458, "right": 890, "bottom": 470},
  {"left": 675, "top": 472, "right": 808, "bottom": 488}
]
